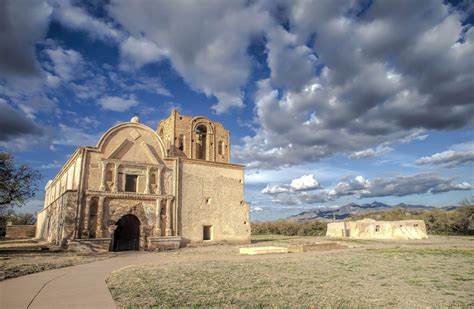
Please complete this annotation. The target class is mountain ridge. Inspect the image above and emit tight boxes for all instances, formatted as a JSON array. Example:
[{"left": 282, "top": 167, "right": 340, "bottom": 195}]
[{"left": 287, "top": 201, "right": 447, "bottom": 221}]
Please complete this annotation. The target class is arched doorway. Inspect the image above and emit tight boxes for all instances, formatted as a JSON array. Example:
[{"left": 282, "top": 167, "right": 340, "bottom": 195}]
[{"left": 113, "top": 214, "right": 140, "bottom": 251}]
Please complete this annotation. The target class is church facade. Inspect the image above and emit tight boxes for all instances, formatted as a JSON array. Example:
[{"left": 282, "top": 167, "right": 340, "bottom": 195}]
[{"left": 35, "top": 110, "right": 250, "bottom": 251}]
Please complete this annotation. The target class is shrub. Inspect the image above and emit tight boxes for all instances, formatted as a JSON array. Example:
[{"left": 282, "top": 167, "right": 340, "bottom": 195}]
[
  {"left": 251, "top": 220, "right": 327, "bottom": 236},
  {"left": 350, "top": 202, "right": 473, "bottom": 236}
]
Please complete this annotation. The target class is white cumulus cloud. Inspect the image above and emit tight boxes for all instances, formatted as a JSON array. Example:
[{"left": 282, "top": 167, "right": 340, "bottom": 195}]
[
  {"left": 290, "top": 174, "right": 321, "bottom": 191},
  {"left": 98, "top": 95, "right": 139, "bottom": 112}
]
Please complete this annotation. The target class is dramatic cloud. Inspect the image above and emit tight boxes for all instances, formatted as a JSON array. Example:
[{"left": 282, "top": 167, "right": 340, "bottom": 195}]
[
  {"left": 263, "top": 172, "right": 472, "bottom": 205},
  {"left": 262, "top": 174, "right": 326, "bottom": 204},
  {"left": 119, "top": 36, "right": 167, "bottom": 70},
  {"left": 329, "top": 176, "right": 370, "bottom": 197},
  {"left": 329, "top": 173, "right": 472, "bottom": 198},
  {"left": 416, "top": 149, "right": 474, "bottom": 168},
  {"left": 45, "top": 47, "right": 85, "bottom": 82},
  {"left": 0, "top": 0, "right": 52, "bottom": 77},
  {"left": 52, "top": 0, "right": 123, "bottom": 42},
  {"left": 262, "top": 174, "right": 321, "bottom": 195},
  {"left": 266, "top": 26, "right": 318, "bottom": 91},
  {"left": 0, "top": 99, "right": 42, "bottom": 141},
  {"left": 17, "top": 95, "right": 58, "bottom": 119},
  {"left": 235, "top": 1, "right": 474, "bottom": 168},
  {"left": 108, "top": 0, "right": 271, "bottom": 113},
  {"left": 98, "top": 95, "right": 139, "bottom": 112},
  {"left": 349, "top": 146, "right": 393, "bottom": 159},
  {"left": 261, "top": 184, "right": 290, "bottom": 195},
  {"left": 290, "top": 174, "right": 321, "bottom": 191}
]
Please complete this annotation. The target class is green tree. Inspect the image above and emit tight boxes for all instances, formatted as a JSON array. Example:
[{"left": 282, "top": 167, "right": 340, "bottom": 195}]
[{"left": 0, "top": 152, "right": 41, "bottom": 212}]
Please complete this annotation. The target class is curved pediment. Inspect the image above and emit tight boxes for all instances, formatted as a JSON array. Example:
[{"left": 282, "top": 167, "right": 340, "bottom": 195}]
[{"left": 96, "top": 123, "right": 166, "bottom": 164}]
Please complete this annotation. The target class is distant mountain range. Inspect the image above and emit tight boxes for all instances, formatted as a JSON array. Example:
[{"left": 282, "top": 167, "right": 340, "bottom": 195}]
[{"left": 286, "top": 201, "right": 454, "bottom": 221}]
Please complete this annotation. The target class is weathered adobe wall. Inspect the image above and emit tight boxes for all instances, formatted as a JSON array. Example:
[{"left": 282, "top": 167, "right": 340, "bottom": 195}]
[
  {"left": 36, "top": 191, "right": 78, "bottom": 246},
  {"left": 158, "top": 110, "right": 230, "bottom": 163},
  {"left": 326, "top": 219, "right": 428, "bottom": 240},
  {"left": 37, "top": 150, "right": 82, "bottom": 242},
  {"left": 83, "top": 124, "right": 172, "bottom": 194},
  {"left": 42, "top": 150, "right": 82, "bottom": 210},
  {"left": 5, "top": 225, "right": 36, "bottom": 239},
  {"left": 157, "top": 114, "right": 174, "bottom": 156},
  {"left": 179, "top": 160, "right": 250, "bottom": 244}
]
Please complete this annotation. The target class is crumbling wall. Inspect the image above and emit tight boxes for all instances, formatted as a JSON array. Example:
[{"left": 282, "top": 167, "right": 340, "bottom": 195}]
[
  {"left": 326, "top": 219, "right": 428, "bottom": 240},
  {"left": 35, "top": 190, "right": 79, "bottom": 247}
]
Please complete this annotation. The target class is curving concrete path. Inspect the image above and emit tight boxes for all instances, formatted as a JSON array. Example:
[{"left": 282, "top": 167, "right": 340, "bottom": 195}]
[{"left": 0, "top": 252, "right": 166, "bottom": 309}]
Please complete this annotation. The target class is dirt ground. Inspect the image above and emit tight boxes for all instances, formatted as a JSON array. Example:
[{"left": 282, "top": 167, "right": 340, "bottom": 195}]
[
  {"left": 0, "top": 239, "right": 116, "bottom": 280},
  {"left": 106, "top": 235, "right": 474, "bottom": 308}
]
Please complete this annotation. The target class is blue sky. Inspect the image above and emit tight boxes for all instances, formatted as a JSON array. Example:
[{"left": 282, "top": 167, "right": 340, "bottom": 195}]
[{"left": 0, "top": 0, "right": 473, "bottom": 221}]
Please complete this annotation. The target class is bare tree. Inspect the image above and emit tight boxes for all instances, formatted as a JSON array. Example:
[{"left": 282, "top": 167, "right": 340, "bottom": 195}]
[{"left": 0, "top": 152, "right": 41, "bottom": 212}]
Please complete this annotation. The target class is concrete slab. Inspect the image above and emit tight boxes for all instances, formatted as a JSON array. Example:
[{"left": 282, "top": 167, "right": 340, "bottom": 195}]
[
  {"left": 287, "top": 242, "right": 347, "bottom": 253},
  {"left": 239, "top": 246, "right": 289, "bottom": 255}
]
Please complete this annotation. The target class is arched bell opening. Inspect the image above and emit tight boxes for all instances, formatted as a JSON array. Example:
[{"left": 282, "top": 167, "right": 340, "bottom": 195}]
[{"left": 195, "top": 125, "right": 207, "bottom": 160}]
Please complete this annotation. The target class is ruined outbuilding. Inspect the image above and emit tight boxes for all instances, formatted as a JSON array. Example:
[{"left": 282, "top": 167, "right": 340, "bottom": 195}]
[
  {"left": 326, "top": 218, "right": 428, "bottom": 240},
  {"left": 36, "top": 110, "right": 250, "bottom": 251}
]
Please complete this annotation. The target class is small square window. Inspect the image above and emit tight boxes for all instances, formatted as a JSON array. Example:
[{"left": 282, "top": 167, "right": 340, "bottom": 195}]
[{"left": 203, "top": 225, "right": 212, "bottom": 241}]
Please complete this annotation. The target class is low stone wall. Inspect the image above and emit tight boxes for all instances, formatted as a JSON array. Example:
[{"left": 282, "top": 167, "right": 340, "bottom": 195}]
[
  {"left": 67, "top": 238, "right": 112, "bottom": 253},
  {"left": 147, "top": 236, "right": 182, "bottom": 250},
  {"left": 5, "top": 225, "right": 36, "bottom": 239}
]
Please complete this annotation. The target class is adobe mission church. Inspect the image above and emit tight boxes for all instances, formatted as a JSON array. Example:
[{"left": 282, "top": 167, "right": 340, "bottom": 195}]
[{"left": 35, "top": 110, "right": 250, "bottom": 251}]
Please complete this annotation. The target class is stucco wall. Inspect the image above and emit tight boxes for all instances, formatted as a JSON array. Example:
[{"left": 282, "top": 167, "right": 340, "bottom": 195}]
[
  {"left": 36, "top": 191, "right": 78, "bottom": 246},
  {"left": 43, "top": 150, "right": 82, "bottom": 209},
  {"left": 179, "top": 160, "right": 250, "bottom": 244},
  {"left": 326, "top": 219, "right": 428, "bottom": 240}
]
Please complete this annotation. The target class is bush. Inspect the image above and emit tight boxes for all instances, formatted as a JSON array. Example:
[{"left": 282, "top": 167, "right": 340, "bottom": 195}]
[
  {"left": 350, "top": 201, "right": 473, "bottom": 236},
  {"left": 251, "top": 220, "right": 327, "bottom": 236}
]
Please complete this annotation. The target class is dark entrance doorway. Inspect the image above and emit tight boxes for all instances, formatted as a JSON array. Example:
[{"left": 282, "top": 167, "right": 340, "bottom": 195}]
[{"left": 113, "top": 214, "right": 140, "bottom": 251}]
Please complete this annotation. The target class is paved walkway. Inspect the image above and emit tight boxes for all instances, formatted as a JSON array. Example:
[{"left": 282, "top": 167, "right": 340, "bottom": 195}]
[{"left": 0, "top": 252, "right": 165, "bottom": 309}]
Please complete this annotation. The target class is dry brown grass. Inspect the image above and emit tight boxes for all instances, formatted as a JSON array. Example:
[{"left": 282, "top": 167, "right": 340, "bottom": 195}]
[
  {"left": 0, "top": 251, "right": 116, "bottom": 279},
  {"left": 0, "top": 240, "right": 116, "bottom": 280},
  {"left": 106, "top": 235, "right": 474, "bottom": 308}
]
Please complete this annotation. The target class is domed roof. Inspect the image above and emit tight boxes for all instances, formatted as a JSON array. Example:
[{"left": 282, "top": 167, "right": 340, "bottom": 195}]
[{"left": 130, "top": 115, "right": 140, "bottom": 123}]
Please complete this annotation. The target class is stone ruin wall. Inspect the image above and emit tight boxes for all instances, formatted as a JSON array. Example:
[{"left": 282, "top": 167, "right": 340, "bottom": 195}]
[
  {"left": 5, "top": 225, "right": 36, "bottom": 239},
  {"left": 157, "top": 110, "right": 230, "bottom": 163},
  {"left": 326, "top": 219, "right": 428, "bottom": 240}
]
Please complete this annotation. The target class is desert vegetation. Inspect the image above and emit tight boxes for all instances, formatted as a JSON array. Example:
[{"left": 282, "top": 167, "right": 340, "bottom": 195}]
[
  {"left": 351, "top": 202, "right": 474, "bottom": 236},
  {"left": 0, "top": 245, "right": 115, "bottom": 280},
  {"left": 252, "top": 200, "right": 473, "bottom": 237},
  {"left": 252, "top": 220, "right": 327, "bottom": 236}
]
